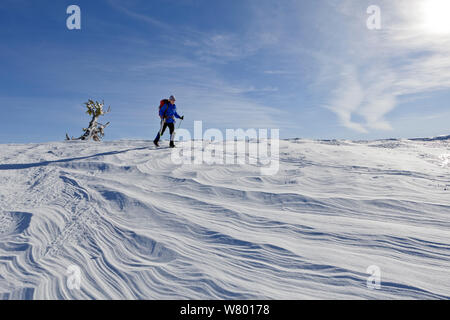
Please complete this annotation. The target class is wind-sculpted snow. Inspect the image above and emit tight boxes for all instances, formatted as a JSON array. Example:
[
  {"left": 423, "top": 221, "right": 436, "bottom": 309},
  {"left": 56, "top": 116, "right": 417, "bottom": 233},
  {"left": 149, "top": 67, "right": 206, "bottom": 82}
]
[{"left": 0, "top": 138, "right": 449, "bottom": 299}]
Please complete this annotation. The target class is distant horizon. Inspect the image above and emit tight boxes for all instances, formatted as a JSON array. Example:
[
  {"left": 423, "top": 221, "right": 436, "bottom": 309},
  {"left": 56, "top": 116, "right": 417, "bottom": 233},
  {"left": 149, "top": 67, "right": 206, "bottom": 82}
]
[{"left": 1, "top": 132, "right": 449, "bottom": 145}]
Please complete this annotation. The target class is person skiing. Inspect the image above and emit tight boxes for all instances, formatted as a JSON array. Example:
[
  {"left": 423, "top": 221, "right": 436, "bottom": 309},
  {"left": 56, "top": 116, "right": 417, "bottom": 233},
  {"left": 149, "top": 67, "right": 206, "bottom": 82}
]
[{"left": 154, "top": 95, "right": 184, "bottom": 148}]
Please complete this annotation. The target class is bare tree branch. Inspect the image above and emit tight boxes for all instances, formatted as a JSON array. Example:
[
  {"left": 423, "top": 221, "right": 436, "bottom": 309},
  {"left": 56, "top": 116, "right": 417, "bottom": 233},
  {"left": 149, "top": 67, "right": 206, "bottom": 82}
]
[{"left": 66, "top": 100, "right": 111, "bottom": 141}]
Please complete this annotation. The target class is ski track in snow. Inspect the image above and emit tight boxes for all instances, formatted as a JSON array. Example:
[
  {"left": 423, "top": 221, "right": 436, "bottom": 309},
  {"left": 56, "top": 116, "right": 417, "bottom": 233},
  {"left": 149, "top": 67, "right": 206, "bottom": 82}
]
[{"left": 0, "top": 138, "right": 449, "bottom": 299}]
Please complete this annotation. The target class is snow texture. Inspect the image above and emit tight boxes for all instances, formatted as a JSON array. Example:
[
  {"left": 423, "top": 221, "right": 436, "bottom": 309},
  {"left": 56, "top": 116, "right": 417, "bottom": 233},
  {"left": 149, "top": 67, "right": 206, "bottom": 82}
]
[{"left": 0, "top": 138, "right": 449, "bottom": 299}]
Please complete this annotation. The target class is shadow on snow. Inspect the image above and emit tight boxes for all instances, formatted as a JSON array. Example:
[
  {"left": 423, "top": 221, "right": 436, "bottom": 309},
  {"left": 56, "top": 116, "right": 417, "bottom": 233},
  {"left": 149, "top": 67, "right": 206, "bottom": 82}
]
[{"left": 0, "top": 147, "right": 151, "bottom": 171}]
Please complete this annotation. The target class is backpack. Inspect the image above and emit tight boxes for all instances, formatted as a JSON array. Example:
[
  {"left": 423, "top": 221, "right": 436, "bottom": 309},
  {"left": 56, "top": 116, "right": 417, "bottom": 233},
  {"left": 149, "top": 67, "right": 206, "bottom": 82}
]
[{"left": 159, "top": 99, "right": 170, "bottom": 118}]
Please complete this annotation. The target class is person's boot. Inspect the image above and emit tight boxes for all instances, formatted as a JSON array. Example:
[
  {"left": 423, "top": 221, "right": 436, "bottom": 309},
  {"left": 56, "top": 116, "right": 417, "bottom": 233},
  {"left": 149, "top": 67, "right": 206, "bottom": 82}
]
[
  {"left": 154, "top": 139, "right": 160, "bottom": 147},
  {"left": 170, "top": 141, "right": 175, "bottom": 148}
]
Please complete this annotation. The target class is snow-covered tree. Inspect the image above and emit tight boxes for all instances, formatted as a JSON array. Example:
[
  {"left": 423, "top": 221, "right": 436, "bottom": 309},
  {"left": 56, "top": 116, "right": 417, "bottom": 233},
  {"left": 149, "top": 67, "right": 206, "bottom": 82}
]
[{"left": 66, "top": 100, "right": 111, "bottom": 141}]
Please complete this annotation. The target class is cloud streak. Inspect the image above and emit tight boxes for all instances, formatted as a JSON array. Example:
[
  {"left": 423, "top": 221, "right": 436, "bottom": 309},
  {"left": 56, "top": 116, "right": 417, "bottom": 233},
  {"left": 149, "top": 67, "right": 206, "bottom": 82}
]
[{"left": 321, "top": 0, "right": 450, "bottom": 133}]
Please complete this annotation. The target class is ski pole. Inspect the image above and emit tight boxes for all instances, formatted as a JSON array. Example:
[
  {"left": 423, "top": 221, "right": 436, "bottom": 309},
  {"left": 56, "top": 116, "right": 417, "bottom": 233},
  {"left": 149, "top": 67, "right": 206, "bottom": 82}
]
[
  {"left": 177, "top": 119, "right": 183, "bottom": 130},
  {"left": 173, "top": 119, "right": 183, "bottom": 140}
]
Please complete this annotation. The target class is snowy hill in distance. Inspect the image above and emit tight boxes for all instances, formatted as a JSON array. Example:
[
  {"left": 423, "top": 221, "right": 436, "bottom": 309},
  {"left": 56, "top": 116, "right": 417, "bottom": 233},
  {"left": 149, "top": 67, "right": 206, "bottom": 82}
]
[{"left": 0, "top": 137, "right": 449, "bottom": 299}]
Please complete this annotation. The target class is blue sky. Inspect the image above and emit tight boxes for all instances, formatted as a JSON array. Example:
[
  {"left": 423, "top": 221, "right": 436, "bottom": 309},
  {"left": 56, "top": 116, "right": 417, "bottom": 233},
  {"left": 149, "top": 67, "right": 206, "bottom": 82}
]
[{"left": 0, "top": 0, "right": 449, "bottom": 143}]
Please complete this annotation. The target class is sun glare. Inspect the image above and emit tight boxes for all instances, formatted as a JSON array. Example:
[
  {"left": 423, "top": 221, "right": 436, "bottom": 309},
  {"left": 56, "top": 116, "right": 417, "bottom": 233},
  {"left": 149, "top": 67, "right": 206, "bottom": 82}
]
[{"left": 421, "top": 0, "right": 450, "bottom": 34}]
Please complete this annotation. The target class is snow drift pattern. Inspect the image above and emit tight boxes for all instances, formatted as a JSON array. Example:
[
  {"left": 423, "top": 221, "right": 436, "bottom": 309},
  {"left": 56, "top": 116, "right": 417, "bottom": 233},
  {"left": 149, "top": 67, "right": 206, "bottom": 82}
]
[{"left": 0, "top": 138, "right": 449, "bottom": 299}]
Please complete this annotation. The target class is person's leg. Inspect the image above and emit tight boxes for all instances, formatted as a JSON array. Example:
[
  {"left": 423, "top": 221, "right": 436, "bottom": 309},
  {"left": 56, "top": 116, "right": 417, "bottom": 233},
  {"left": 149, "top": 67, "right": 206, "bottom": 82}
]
[
  {"left": 154, "top": 120, "right": 168, "bottom": 143},
  {"left": 168, "top": 123, "right": 175, "bottom": 147}
]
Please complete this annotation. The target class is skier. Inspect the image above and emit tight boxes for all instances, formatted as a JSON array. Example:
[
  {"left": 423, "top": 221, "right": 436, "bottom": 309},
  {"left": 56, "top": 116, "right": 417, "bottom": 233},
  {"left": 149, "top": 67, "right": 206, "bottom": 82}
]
[{"left": 154, "top": 95, "right": 184, "bottom": 148}]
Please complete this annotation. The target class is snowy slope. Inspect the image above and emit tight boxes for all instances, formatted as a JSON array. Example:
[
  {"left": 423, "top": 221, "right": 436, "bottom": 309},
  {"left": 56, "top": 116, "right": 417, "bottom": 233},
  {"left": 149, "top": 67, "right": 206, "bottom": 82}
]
[{"left": 0, "top": 138, "right": 449, "bottom": 300}]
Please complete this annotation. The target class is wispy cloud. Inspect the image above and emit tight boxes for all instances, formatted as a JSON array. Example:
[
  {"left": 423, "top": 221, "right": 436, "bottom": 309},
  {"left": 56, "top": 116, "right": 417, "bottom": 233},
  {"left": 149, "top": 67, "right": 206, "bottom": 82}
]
[
  {"left": 321, "top": 0, "right": 450, "bottom": 133},
  {"left": 106, "top": 0, "right": 280, "bottom": 64},
  {"left": 106, "top": 0, "right": 169, "bottom": 30},
  {"left": 151, "top": 68, "right": 284, "bottom": 129},
  {"left": 128, "top": 58, "right": 197, "bottom": 72}
]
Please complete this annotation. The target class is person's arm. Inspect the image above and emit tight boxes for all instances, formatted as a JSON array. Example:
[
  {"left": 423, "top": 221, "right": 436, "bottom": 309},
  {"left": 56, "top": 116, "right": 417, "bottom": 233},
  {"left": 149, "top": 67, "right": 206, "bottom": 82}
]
[{"left": 174, "top": 107, "right": 183, "bottom": 119}]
